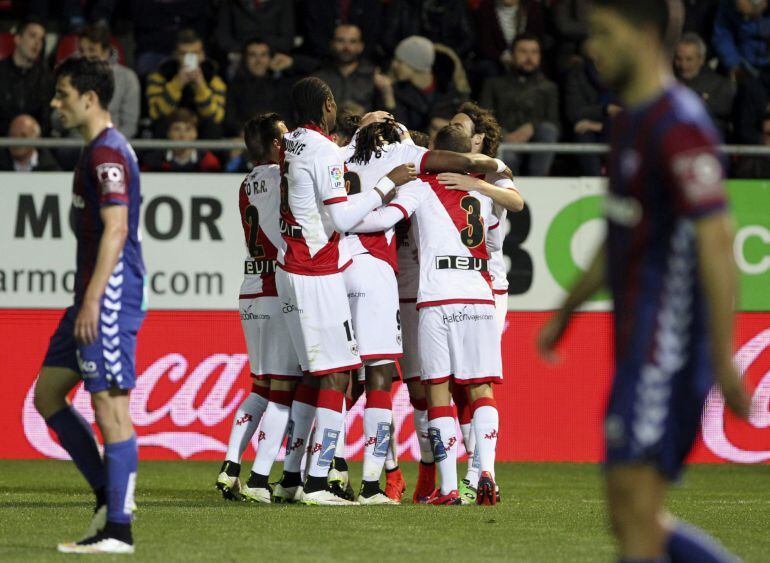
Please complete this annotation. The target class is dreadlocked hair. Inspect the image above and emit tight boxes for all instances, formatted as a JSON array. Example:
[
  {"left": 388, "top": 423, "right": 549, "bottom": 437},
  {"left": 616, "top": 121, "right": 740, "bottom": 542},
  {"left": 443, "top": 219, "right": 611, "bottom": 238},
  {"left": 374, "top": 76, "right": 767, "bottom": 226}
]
[
  {"left": 292, "top": 77, "right": 333, "bottom": 128},
  {"left": 349, "top": 119, "right": 403, "bottom": 165}
]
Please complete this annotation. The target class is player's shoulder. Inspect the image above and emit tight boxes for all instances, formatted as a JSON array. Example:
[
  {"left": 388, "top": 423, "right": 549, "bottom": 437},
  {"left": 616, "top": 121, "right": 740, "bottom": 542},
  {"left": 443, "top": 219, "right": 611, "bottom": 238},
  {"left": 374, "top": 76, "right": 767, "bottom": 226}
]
[
  {"left": 248, "top": 162, "right": 280, "bottom": 181},
  {"left": 659, "top": 86, "right": 721, "bottom": 155},
  {"left": 90, "top": 127, "right": 137, "bottom": 166}
]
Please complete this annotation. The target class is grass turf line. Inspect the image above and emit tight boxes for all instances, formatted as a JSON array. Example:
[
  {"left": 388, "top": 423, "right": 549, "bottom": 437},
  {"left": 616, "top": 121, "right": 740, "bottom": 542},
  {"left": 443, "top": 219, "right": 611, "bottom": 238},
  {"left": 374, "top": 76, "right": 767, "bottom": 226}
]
[{"left": 0, "top": 461, "right": 768, "bottom": 562}]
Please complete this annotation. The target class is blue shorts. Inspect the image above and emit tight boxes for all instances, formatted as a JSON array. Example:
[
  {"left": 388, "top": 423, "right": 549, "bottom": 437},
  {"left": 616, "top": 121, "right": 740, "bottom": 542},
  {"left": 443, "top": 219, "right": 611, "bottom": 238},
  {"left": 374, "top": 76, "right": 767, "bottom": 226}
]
[
  {"left": 604, "top": 362, "right": 710, "bottom": 481},
  {"left": 43, "top": 305, "right": 145, "bottom": 394}
]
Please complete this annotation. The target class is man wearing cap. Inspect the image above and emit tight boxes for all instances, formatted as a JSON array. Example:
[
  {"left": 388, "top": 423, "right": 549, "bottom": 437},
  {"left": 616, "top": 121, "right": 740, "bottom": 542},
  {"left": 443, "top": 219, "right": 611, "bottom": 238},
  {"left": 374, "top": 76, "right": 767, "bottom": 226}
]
[{"left": 380, "top": 35, "right": 459, "bottom": 131}]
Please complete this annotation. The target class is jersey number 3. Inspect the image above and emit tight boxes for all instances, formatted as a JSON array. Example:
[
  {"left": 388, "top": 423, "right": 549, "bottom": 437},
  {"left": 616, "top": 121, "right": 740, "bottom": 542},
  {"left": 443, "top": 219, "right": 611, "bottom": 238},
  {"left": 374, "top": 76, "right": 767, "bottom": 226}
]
[{"left": 460, "top": 196, "right": 484, "bottom": 248}]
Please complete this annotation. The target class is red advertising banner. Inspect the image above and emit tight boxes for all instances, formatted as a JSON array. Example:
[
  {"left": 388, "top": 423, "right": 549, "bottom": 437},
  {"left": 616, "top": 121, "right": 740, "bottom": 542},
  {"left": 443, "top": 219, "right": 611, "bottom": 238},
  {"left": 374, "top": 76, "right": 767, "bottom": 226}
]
[{"left": 2, "top": 310, "right": 768, "bottom": 463}]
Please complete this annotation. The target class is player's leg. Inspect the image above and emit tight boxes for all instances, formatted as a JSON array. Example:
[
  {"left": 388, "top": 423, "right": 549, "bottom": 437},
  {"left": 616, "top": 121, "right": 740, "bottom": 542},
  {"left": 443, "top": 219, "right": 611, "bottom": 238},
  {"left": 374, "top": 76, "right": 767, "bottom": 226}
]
[
  {"left": 452, "top": 384, "right": 478, "bottom": 504},
  {"left": 217, "top": 379, "right": 269, "bottom": 499},
  {"left": 406, "top": 379, "right": 435, "bottom": 503},
  {"left": 383, "top": 413, "right": 406, "bottom": 502},
  {"left": 242, "top": 378, "right": 297, "bottom": 503},
  {"left": 359, "top": 362, "right": 398, "bottom": 504},
  {"left": 468, "top": 383, "right": 498, "bottom": 505}
]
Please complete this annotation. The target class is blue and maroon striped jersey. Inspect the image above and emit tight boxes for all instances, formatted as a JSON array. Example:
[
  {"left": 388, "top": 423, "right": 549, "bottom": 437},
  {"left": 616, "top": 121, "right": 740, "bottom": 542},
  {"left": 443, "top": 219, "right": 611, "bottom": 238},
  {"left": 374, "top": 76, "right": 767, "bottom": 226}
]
[
  {"left": 71, "top": 126, "right": 145, "bottom": 310},
  {"left": 606, "top": 85, "right": 726, "bottom": 375}
]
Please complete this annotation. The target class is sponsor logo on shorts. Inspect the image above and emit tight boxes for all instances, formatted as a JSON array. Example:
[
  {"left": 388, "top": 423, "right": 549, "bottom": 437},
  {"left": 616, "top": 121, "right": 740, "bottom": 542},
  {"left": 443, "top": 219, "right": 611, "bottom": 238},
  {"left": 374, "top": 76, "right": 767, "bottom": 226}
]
[
  {"left": 76, "top": 350, "right": 99, "bottom": 379},
  {"left": 347, "top": 291, "right": 366, "bottom": 299},
  {"left": 442, "top": 307, "right": 494, "bottom": 324},
  {"left": 349, "top": 342, "right": 359, "bottom": 356},
  {"left": 282, "top": 301, "right": 302, "bottom": 314},
  {"left": 240, "top": 311, "right": 270, "bottom": 321}
]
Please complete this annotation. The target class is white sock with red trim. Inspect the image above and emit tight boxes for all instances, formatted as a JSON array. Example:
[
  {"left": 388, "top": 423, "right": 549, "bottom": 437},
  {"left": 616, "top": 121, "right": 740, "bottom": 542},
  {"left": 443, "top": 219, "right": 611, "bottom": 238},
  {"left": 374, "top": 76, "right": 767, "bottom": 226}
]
[
  {"left": 282, "top": 384, "right": 317, "bottom": 474},
  {"left": 334, "top": 400, "right": 347, "bottom": 460},
  {"left": 225, "top": 386, "right": 268, "bottom": 463},
  {"left": 472, "top": 397, "right": 499, "bottom": 478},
  {"left": 410, "top": 397, "right": 433, "bottom": 463},
  {"left": 251, "top": 388, "right": 294, "bottom": 477},
  {"left": 307, "top": 389, "right": 345, "bottom": 479},
  {"left": 362, "top": 390, "right": 392, "bottom": 482},
  {"left": 428, "top": 406, "right": 458, "bottom": 495}
]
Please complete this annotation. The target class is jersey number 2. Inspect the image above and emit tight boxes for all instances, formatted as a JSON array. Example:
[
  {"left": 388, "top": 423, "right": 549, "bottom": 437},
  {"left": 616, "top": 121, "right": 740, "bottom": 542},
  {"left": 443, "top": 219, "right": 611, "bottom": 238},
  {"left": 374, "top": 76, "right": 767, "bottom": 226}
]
[
  {"left": 244, "top": 205, "right": 265, "bottom": 259},
  {"left": 460, "top": 196, "right": 484, "bottom": 248}
]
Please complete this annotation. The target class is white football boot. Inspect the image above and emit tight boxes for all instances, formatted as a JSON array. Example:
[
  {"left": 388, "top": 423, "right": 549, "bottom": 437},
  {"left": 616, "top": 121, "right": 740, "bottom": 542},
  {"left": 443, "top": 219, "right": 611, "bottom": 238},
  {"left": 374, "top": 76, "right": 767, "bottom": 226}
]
[
  {"left": 300, "top": 489, "right": 359, "bottom": 506},
  {"left": 58, "top": 537, "right": 134, "bottom": 555},
  {"left": 272, "top": 483, "right": 303, "bottom": 503},
  {"left": 357, "top": 492, "right": 399, "bottom": 505},
  {"left": 240, "top": 484, "right": 272, "bottom": 504},
  {"left": 215, "top": 472, "right": 241, "bottom": 501}
]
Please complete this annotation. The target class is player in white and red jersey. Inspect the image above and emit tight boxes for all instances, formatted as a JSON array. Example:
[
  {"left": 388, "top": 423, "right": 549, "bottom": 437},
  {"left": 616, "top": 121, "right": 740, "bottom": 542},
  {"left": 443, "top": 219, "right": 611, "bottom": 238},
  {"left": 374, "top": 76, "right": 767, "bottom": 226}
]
[
  {"left": 349, "top": 125, "right": 511, "bottom": 505},
  {"left": 215, "top": 113, "right": 310, "bottom": 504},
  {"left": 273, "top": 77, "right": 416, "bottom": 506},
  {"left": 442, "top": 102, "right": 525, "bottom": 503}
]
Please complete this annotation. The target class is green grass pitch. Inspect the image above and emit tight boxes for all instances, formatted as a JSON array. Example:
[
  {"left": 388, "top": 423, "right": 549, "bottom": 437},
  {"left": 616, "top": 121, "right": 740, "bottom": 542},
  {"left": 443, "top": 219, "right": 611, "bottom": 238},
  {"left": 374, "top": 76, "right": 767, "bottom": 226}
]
[{"left": 0, "top": 461, "right": 768, "bottom": 562}]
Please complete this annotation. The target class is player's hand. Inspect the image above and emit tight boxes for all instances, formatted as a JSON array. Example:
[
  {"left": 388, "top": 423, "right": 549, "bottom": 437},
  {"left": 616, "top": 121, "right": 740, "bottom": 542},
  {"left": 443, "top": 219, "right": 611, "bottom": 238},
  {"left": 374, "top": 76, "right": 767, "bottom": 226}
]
[
  {"left": 387, "top": 163, "right": 417, "bottom": 186},
  {"left": 270, "top": 53, "right": 294, "bottom": 73},
  {"left": 360, "top": 110, "right": 393, "bottom": 128},
  {"left": 716, "top": 366, "right": 751, "bottom": 420},
  {"left": 373, "top": 68, "right": 393, "bottom": 92},
  {"left": 537, "top": 311, "right": 570, "bottom": 364},
  {"left": 437, "top": 172, "right": 482, "bottom": 192},
  {"left": 74, "top": 299, "right": 101, "bottom": 345}
]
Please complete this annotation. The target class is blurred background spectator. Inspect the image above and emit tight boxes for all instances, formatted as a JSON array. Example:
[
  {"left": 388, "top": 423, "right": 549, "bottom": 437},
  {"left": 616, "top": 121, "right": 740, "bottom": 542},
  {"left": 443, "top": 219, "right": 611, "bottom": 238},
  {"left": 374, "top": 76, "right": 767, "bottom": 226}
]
[
  {"left": 551, "top": 0, "right": 589, "bottom": 74},
  {"left": 26, "top": 0, "right": 116, "bottom": 32},
  {"left": 0, "top": 114, "right": 59, "bottom": 171},
  {"left": 142, "top": 108, "right": 220, "bottom": 172},
  {"left": 734, "top": 113, "right": 770, "bottom": 177},
  {"left": 674, "top": 32, "right": 735, "bottom": 138},
  {"left": 481, "top": 33, "right": 559, "bottom": 176},
  {"left": 225, "top": 38, "right": 294, "bottom": 136},
  {"left": 146, "top": 29, "right": 226, "bottom": 139},
  {"left": 78, "top": 24, "right": 140, "bottom": 138},
  {"left": 0, "top": 17, "right": 52, "bottom": 135}
]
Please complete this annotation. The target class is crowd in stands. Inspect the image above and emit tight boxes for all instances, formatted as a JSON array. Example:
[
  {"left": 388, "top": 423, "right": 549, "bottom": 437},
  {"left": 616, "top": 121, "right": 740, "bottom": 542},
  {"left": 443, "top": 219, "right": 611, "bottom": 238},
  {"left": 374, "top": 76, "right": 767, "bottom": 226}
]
[{"left": 0, "top": 0, "right": 767, "bottom": 177}]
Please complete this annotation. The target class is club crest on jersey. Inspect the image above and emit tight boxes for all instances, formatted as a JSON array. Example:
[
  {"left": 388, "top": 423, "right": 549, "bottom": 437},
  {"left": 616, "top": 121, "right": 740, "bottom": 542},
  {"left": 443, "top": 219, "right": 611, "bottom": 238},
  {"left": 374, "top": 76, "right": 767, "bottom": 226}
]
[{"left": 328, "top": 165, "right": 344, "bottom": 190}]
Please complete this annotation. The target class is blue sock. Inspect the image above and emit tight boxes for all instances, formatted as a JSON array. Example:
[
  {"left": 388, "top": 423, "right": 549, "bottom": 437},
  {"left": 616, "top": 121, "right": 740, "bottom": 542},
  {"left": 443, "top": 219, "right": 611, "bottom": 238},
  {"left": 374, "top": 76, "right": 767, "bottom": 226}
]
[
  {"left": 667, "top": 522, "right": 737, "bottom": 563},
  {"left": 46, "top": 406, "right": 106, "bottom": 497},
  {"left": 104, "top": 435, "right": 138, "bottom": 525}
]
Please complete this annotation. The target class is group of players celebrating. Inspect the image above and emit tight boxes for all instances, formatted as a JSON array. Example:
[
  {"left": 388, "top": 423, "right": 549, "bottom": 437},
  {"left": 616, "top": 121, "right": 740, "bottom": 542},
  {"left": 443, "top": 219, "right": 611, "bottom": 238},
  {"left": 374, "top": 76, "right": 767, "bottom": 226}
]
[{"left": 215, "top": 76, "right": 524, "bottom": 507}]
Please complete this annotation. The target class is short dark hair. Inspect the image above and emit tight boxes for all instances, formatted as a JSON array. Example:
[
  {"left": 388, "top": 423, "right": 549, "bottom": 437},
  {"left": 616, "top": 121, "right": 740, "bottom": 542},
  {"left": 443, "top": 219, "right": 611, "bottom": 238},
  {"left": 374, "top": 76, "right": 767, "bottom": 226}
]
[
  {"left": 79, "top": 23, "right": 111, "bottom": 50},
  {"left": 16, "top": 16, "right": 45, "bottom": 36},
  {"left": 456, "top": 101, "right": 502, "bottom": 158},
  {"left": 512, "top": 32, "right": 541, "bottom": 50},
  {"left": 167, "top": 108, "right": 198, "bottom": 129},
  {"left": 433, "top": 124, "right": 472, "bottom": 153},
  {"left": 409, "top": 130, "right": 429, "bottom": 148},
  {"left": 333, "top": 109, "right": 361, "bottom": 144},
  {"left": 176, "top": 28, "right": 201, "bottom": 46},
  {"left": 54, "top": 56, "right": 114, "bottom": 108},
  {"left": 243, "top": 37, "right": 272, "bottom": 57},
  {"left": 593, "top": 0, "right": 681, "bottom": 45},
  {"left": 292, "top": 77, "right": 334, "bottom": 127},
  {"left": 244, "top": 112, "right": 284, "bottom": 163}
]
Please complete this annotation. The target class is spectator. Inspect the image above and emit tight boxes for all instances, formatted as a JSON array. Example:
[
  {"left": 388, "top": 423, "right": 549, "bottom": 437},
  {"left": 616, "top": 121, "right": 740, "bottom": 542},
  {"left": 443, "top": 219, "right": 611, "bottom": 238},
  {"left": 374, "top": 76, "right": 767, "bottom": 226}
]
[
  {"left": 564, "top": 53, "right": 620, "bottom": 176},
  {"left": 225, "top": 38, "right": 294, "bottom": 136},
  {"left": 296, "top": 0, "right": 387, "bottom": 64},
  {"left": 26, "top": 0, "right": 116, "bottom": 32},
  {"left": 674, "top": 33, "right": 736, "bottom": 137},
  {"left": 0, "top": 114, "right": 60, "bottom": 171},
  {"left": 551, "top": 0, "right": 590, "bottom": 73},
  {"left": 471, "top": 0, "right": 547, "bottom": 77},
  {"left": 78, "top": 24, "right": 141, "bottom": 138},
  {"left": 215, "top": 0, "right": 294, "bottom": 74},
  {"left": 427, "top": 103, "right": 456, "bottom": 146},
  {"left": 0, "top": 17, "right": 53, "bottom": 135},
  {"left": 734, "top": 114, "right": 770, "bottom": 177},
  {"left": 142, "top": 109, "right": 221, "bottom": 172},
  {"left": 146, "top": 29, "right": 226, "bottom": 139},
  {"left": 314, "top": 25, "right": 387, "bottom": 114},
  {"left": 131, "top": 0, "right": 212, "bottom": 77},
  {"left": 481, "top": 33, "right": 560, "bottom": 176},
  {"left": 381, "top": 36, "right": 462, "bottom": 131},
  {"left": 381, "top": 0, "right": 475, "bottom": 60}
]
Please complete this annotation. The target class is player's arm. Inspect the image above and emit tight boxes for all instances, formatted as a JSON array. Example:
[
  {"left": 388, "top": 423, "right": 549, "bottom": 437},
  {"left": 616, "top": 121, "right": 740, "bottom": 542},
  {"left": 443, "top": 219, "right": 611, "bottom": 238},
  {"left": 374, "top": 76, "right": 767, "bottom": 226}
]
[
  {"left": 537, "top": 242, "right": 606, "bottom": 362},
  {"left": 436, "top": 173, "right": 524, "bottom": 212},
  {"left": 695, "top": 212, "right": 750, "bottom": 418},
  {"left": 74, "top": 205, "right": 129, "bottom": 344},
  {"left": 423, "top": 150, "right": 513, "bottom": 179},
  {"left": 327, "top": 163, "right": 416, "bottom": 232},
  {"left": 349, "top": 183, "right": 422, "bottom": 233}
]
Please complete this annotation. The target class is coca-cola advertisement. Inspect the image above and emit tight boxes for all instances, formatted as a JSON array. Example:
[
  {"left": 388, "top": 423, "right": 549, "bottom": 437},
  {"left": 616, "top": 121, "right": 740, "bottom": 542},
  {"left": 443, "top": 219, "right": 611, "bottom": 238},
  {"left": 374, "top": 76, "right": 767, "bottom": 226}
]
[{"left": 2, "top": 309, "right": 768, "bottom": 463}]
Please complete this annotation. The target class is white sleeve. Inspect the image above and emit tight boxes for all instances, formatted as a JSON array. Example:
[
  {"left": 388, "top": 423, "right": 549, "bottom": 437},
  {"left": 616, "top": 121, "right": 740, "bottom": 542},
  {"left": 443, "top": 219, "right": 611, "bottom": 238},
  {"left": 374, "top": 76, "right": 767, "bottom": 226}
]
[
  {"left": 327, "top": 190, "right": 385, "bottom": 232},
  {"left": 314, "top": 144, "right": 349, "bottom": 204},
  {"left": 396, "top": 142, "right": 430, "bottom": 172},
  {"left": 349, "top": 181, "right": 424, "bottom": 233}
]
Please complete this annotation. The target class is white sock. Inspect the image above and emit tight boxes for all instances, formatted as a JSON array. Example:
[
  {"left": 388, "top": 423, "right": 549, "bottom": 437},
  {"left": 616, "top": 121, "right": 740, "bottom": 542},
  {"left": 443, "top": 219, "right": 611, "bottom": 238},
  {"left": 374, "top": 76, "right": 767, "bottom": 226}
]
[
  {"left": 411, "top": 398, "right": 433, "bottom": 463},
  {"left": 463, "top": 423, "right": 479, "bottom": 483},
  {"left": 362, "top": 390, "right": 392, "bottom": 481},
  {"left": 472, "top": 399, "right": 499, "bottom": 477},
  {"left": 428, "top": 407, "right": 458, "bottom": 495},
  {"left": 307, "top": 390, "right": 345, "bottom": 478},
  {"left": 251, "top": 390, "right": 293, "bottom": 477},
  {"left": 225, "top": 390, "right": 268, "bottom": 463},
  {"left": 282, "top": 385, "right": 317, "bottom": 474},
  {"left": 334, "top": 401, "right": 347, "bottom": 461},
  {"left": 384, "top": 420, "right": 398, "bottom": 471}
]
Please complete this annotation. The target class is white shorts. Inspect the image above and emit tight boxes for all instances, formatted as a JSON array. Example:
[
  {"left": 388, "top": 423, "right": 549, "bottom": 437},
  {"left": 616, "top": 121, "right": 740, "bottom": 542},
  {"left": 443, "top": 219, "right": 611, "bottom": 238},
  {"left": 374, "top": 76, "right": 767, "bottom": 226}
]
[
  {"left": 276, "top": 267, "right": 362, "bottom": 376},
  {"left": 494, "top": 292, "right": 508, "bottom": 336},
  {"left": 343, "top": 253, "right": 402, "bottom": 363},
  {"left": 399, "top": 299, "right": 420, "bottom": 382},
  {"left": 418, "top": 303, "right": 503, "bottom": 385},
  {"left": 240, "top": 296, "right": 302, "bottom": 379}
]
